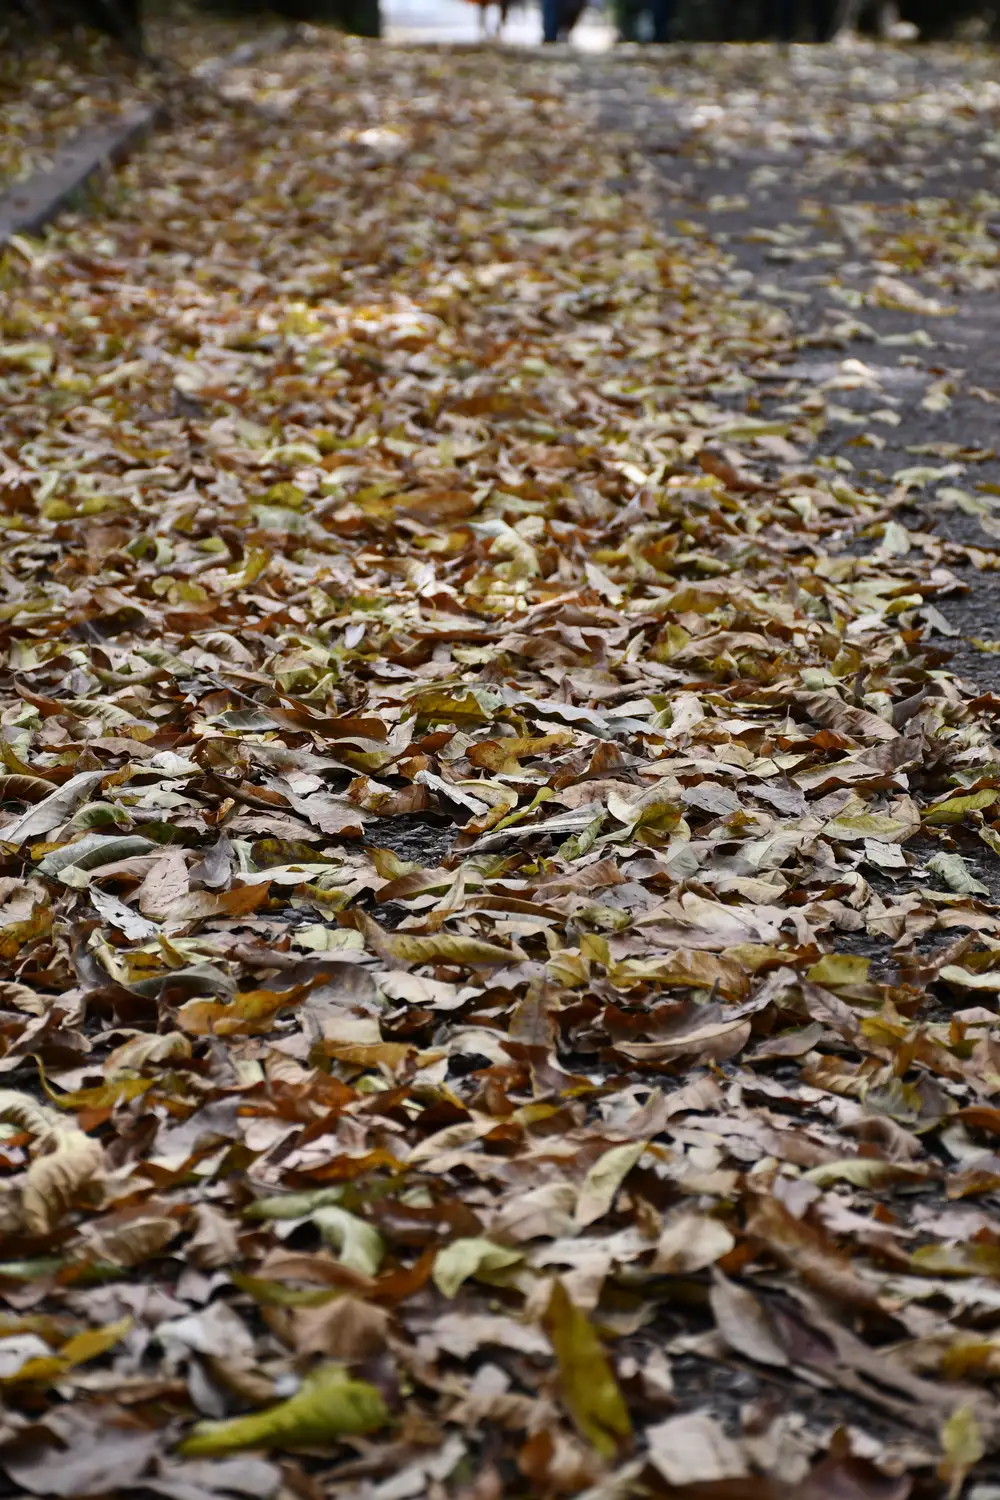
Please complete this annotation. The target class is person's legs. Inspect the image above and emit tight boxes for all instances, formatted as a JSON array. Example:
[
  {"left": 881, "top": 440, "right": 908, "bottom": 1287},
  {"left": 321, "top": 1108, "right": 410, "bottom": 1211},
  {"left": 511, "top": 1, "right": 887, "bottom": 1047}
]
[
  {"left": 614, "top": 0, "right": 638, "bottom": 40},
  {"left": 775, "top": 0, "right": 796, "bottom": 38},
  {"left": 556, "top": 0, "right": 585, "bottom": 38},
  {"left": 649, "top": 0, "right": 674, "bottom": 39},
  {"left": 812, "top": 0, "right": 837, "bottom": 37},
  {"left": 541, "top": 0, "right": 560, "bottom": 41}
]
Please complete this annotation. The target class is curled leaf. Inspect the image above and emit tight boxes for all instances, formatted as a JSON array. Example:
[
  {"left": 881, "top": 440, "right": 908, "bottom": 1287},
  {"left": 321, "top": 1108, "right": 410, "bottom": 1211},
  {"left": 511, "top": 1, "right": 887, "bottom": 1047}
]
[
  {"left": 178, "top": 1362, "right": 389, "bottom": 1456},
  {"left": 0, "top": 1091, "right": 105, "bottom": 1234},
  {"left": 432, "top": 1238, "right": 523, "bottom": 1297}
]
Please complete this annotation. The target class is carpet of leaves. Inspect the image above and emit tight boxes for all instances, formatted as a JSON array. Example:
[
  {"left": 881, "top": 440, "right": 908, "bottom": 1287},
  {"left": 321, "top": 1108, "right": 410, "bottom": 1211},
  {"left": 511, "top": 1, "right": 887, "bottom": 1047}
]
[{"left": 2, "top": 33, "right": 1000, "bottom": 1500}]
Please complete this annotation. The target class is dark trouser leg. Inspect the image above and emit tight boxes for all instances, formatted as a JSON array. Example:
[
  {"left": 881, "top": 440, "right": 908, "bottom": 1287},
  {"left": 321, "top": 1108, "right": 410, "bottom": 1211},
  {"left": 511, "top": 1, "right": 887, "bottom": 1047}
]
[
  {"left": 614, "top": 0, "right": 637, "bottom": 37},
  {"left": 541, "top": 0, "right": 560, "bottom": 40},
  {"left": 813, "top": 0, "right": 836, "bottom": 37},
  {"left": 774, "top": 0, "right": 796, "bottom": 37},
  {"left": 649, "top": 0, "right": 674, "bottom": 39}
]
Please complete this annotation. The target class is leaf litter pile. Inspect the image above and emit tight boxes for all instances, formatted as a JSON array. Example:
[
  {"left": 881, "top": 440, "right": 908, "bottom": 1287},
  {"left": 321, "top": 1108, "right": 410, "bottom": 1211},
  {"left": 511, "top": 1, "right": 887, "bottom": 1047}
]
[{"left": 4, "top": 34, "right": 1000, "bottom": 1500}]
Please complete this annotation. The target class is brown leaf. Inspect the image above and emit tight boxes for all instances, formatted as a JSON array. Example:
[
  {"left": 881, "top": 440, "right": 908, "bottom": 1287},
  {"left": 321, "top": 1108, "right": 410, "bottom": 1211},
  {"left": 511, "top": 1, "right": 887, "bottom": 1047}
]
[
  {"left": 288, "top": 1295, "right": 390, "bottom": 1361},
  {"left": 745, "top": 1196, "right": 884, "bottom": 1312},
  {"left": 710, "top": 1271, "right": 788, "bottom": 1367},
  {"left": 4, "top": 1412, "right": 159, "bottom": 1497}
]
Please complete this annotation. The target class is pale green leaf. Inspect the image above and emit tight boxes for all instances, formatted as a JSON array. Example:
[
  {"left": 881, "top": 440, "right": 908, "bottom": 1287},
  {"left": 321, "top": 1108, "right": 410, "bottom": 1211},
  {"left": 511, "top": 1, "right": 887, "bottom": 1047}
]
[
  {"left": 926, "top": 852, "right": 989, "bottom": 896},
  {"left": 312, "top": 1206, "right": 385, "bottom": 1276},
  {"left": 925, "top": 790, "right": 999, "bottom": 825},
  {"left": 432, "top": 1238, "right": 523, "bottom": 1298}
]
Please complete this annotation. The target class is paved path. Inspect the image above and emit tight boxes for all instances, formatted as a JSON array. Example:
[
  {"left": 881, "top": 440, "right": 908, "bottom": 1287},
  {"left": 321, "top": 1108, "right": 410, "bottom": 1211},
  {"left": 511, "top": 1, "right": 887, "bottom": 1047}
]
[{"left": 589, "top": 42, "right": 1000, "bottom": 900}]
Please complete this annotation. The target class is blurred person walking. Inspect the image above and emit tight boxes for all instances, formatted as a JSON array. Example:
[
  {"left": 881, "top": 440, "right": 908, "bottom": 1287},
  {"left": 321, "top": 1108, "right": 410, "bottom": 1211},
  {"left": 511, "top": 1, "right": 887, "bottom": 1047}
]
[
  {"left": 541, "top": 0, "right": 588, "bottom": 39},
  {"left": 768, "top": 0, "right": 839, "bottom": 37},
  {"left": 610, "top": 0, "right": 673, "bottom": 38}
]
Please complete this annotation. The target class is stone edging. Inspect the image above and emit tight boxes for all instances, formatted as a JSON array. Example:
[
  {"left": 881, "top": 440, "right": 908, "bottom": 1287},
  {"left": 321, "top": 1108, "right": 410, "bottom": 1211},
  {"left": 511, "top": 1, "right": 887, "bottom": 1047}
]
[{"left": 0, "top": 26, "right": 299, "bottom": 248}]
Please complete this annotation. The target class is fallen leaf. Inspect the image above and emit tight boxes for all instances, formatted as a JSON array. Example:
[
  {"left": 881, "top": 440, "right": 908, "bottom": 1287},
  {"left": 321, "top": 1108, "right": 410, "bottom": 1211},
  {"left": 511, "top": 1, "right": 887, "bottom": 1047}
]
[
  {"left": 432, "top": 1238, "right": 523, "bottom": 1297},
  {"left": 574, "top": 1142, "right": 647, "bottom": 1229},
  {"left": 710, "top": 1272, "right": 788, "bottom": 1368},
  {"left": 646, "top": 1411, "right": 748, "bottom": 1485},
  {"left": 178, "top": 1363, "right": 388, "bottom": 1456},
  {"left": 542, "top": 1280, "right": 632, "bottom": 1460}
]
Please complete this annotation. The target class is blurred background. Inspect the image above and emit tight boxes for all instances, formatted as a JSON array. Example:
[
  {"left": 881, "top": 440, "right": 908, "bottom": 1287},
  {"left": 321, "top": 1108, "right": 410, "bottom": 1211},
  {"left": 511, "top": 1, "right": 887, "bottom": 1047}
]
[{"left": 3, "top": 0, "right": 1000, "bottom": 49}]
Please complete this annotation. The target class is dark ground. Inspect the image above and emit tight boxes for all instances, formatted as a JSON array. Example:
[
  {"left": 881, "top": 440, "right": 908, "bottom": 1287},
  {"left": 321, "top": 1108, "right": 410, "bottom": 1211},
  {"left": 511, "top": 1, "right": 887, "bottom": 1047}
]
[
  {"left": 594, "top": 41, "right": 1000, "bottom": 888},
  {"left": 593, "top": 51, "right": 1000, "bottom": 1467}
]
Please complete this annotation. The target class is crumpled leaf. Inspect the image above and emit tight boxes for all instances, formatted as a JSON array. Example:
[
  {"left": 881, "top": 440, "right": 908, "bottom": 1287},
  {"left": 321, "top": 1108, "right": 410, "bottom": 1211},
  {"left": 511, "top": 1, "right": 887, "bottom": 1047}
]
[
  {"left": 312, "top": 1206, "right": 385, "bottom": 1276},
  {"left": 926, "top": 852, "right": 990, "bottom": 896},
  {"left": 746, "top": 1195, "right": 883, "bottom": 1311},
  {"left": 0, "top": 1091, "right": 105, "bottom": 1233}
]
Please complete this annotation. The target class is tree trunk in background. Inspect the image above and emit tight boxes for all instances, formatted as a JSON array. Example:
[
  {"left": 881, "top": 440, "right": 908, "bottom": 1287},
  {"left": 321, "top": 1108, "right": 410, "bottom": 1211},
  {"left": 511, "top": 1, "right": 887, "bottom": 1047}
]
[
  {"left": 0, "top": 0, "right": 144, "bottom": 46},
  {"left": 0, "top": 0, "right": 380, "bottom": 44},
  {"left": 275, "top": 0, "right": 380, "bottom": 37},
  {"left": 670, "top": 0, "right": 993, "bottom": 35}
]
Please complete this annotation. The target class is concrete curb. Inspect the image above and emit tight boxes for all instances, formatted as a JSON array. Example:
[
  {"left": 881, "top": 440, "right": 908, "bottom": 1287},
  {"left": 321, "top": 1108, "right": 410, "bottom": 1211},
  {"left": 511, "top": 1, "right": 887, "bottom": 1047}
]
[
  {"left": 0, "top": 26, "right": 298, "bottom": 249},
  {"left": 0, "top": 104, "right": 166, "bottom": 246}
]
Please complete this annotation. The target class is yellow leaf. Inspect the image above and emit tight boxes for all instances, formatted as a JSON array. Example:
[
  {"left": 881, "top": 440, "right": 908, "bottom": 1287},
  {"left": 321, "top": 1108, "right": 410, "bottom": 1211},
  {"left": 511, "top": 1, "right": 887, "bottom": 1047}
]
[
  {"left": 354, "top": 913, "right": 512, "bottom": 968},
  {"left": 59, "top": 1314, "right": 134, "bottom": 1369},
  {"left": 543, "top": 1282, "right": 631, "bottom": 1460},
  {"left": 176, "top": 985, "right": 307, "bottom": 1037},
  {"left": 803, "top": 1159, "right": 929, "bottom": 1189},
  {"left": 574, "top": 1142, "right": 646, "bottom": 1229},
  {"left": 178, "top": 1362, "right": 388, "bottom": 1456},
  {"left": 42, "top": 1076, "right": 153, "bottom": 1112},
  {"left": 5, "top": 1315, "right": 133, "bottom": 1386},
  {"left": 925, "top": 790, "right": 999, "bottom": 825},
  {"left": 939, "top": 1404, "right": 984, "bottom": 1499},
  {"left": 806, "top": 954, "right": 870, "bottom": 988}
]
